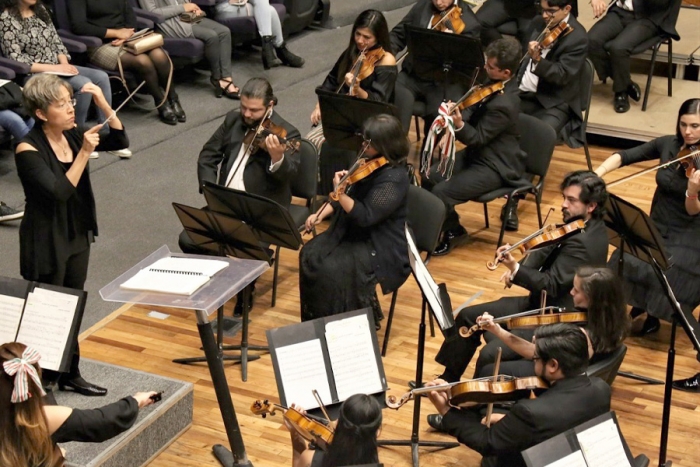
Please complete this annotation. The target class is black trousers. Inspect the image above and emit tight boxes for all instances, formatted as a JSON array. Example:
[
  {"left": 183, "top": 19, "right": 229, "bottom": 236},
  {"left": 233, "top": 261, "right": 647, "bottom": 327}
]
[
  {"left": 473, "top": 329, "right": 537, "bottom": 378},
  {"left": 587, "top": 6, "right": 659, "bottom": 93},
  {"left": 36, "top": 233, "right": 91, "bottom": 381},
  {"left": 519, "top": 91, "right": 569, "bottom": 136},
  {"left": 435, "top": 295, "right": 531, "bottom": 381},
  {"left": 475, "top": 0, "right": 534, "bottom": 46},
  {"left": 422, "top": 157, "right": 504, "bottom": 233}
]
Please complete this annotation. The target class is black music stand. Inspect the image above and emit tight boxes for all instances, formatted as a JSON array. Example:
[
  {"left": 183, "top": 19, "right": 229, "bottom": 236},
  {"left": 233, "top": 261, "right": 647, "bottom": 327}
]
[
  {"left": 378, "top": 227, "right": 459, "bottom": 466},
  {"left": 603, "top": 194, "right": 700, "bottom": 467},
  {"left": 173, "top": 203, "right": 271, "bottom": 381},
  {"left": 316, "top": 89, "right": 401, "bottom": 152},
  {"left": 405, "top": 24, "right": 483, "bottom": 99}
]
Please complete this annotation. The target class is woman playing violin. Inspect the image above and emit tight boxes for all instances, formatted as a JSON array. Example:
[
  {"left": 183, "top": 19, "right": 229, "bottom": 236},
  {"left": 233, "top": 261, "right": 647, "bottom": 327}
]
[
  {"left": 595, "top": 98, "right": 700, "bottom": 334},
  {"left": 285, "top": 394, "right": 382, "bottom": 467},
  {"left": 299, "top": 115, "right": 410, "bottom": 325}
]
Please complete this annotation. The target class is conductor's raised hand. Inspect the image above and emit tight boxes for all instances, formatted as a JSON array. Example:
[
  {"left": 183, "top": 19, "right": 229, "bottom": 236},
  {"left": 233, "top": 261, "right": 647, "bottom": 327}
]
[
  {"left": 81, "top": 124, "right": 101, "bottom": 154},
  {"left": 80, "top": 82, "right": 107, "bottom": 105}
]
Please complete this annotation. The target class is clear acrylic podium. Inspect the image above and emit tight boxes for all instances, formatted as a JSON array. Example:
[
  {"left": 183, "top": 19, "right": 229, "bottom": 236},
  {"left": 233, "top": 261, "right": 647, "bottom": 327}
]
[{"left": 101, "top": 245, "right": 269, "bottom": 467}]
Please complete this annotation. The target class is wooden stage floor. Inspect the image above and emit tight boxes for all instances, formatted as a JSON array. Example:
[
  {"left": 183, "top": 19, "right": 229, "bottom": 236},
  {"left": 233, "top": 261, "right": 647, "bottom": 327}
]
[{"left": 77, "top": 142, "right": 700, "bottom": 467}]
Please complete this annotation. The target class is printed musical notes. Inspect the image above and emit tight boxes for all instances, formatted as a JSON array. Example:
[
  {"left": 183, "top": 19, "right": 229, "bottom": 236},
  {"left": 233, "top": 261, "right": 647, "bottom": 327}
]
[
  {"left": 275, "top": 339, "right": 333, "bottom": 410},
  {"left": 0, "top": 294, "right": 25, "bottom": 344}
]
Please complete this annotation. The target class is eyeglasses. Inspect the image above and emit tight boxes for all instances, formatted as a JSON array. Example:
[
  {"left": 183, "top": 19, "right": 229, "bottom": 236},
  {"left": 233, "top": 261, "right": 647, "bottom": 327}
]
[
  {"left": 54, "top": 98, "right": 77, "bottom": 110},
  {"left": 539, "top": 6, "right": 561, "bottom": 16}
]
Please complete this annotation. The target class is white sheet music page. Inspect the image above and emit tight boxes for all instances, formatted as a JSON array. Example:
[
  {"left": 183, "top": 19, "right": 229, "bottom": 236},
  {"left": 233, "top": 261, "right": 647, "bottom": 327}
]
[
  {"left": 16, "top": 289, "right": 78, "bottom": 372},
  {"left": 148, "top": 257, "right": 229, "bottom": 276},
  {"left": 577, "top": 419, "right": 632, "bottom": 467},
  {"left": 544, "top": 451, "right": 588, "bottom": 467},
  {"left": 0, "top": 294, "right": 25, "bottom": 344},
  {"left": 325, "top": 314, "right": 383, "bottom": 401},
  {"left": 406, "top": 225, "right": 448, "bottom": 329},
  {"left": 276, "top": 339, "right": 332, "bottom": 410}
]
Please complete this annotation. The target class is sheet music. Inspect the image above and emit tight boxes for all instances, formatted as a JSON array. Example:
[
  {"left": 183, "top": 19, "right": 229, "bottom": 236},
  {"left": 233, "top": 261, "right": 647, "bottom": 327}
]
[
  {"left": 406, "top": 225, "right": 448, "bottom": 329},
  {"left": 16, "top": 289, "right": 78, "bottom": 372},
  {"left": 0, "top": 294, "right": 25, "bottom": 344},
  {"left": 325, "top": 314, "right": 383, "bottom": 401},
  {"left": 147, "top": 257, "right": 229, "bottom": 276},
  {"left": 276, "top": 339, "right": 332, "bottom": 410},
  {"left": 577, "top": 419, "right": 632, "bottom": 467},
  {"left": 545, "top": 451, "right": 588, "bottom": 467},
  {"left": 119, "top": 257, "right": 228, "bottom": 295}
]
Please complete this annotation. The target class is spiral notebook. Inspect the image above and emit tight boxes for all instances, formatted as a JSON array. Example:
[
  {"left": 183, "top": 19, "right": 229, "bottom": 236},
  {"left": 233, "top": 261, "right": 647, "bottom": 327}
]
[{"left": 119, "top": 257, "right": 229, "bottom": 296}]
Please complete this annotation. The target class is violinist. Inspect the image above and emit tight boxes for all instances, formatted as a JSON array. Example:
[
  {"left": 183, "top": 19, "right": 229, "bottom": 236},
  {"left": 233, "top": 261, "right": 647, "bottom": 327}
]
[
  {"left": 299, "top": 114, "right": 410, "bottom": 325},
  {"left": 595, "top": 98, "right": 700, "bottom": 335},
  {"left": 285, "top": 394, "right": 382, "bottom": 467},
  {"left": 425, "top": 323, "right": 611, "bottom": 467},
  {"left": 389, "top": 0, "right": 480, "bottom": 134},
  {"left": 422, "top": 38, "right": 525, "bottom": 256},
  {"left": 587, "top": 0, "right": 680, "bottom": 113},
  {"left": 308, "top": 10, "right": 397, "bottom": 194},
  {"left": 431, "top": 171, "right": 609, "bottom": 385}
]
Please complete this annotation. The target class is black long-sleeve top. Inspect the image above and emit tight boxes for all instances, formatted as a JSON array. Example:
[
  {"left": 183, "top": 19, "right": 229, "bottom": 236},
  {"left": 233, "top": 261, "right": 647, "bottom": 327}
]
[
  {"left": 319, "top": 51, "right": 397, "bottom": 103},
  {"left": 51, "top": 396, "right": 140, "bottom": 443},
  {"left": 68, "top": 0, "right": 138, "bottom": 41}
]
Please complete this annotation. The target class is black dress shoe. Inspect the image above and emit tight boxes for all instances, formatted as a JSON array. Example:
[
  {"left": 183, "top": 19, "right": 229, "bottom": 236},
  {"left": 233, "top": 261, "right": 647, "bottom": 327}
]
[
  {"left": 672, "top": 373, "right": 700, "bottom": 392},
  {"left": 408, "top": 380, "right": 419, "bottom": 390},
  {"left": 627, "top": 81, "right": 641, "bottom": 102},
  {"left": 169, "top": 97, "right": 186, "bottom": 123},
  {"left": 433, "top": 227, "right": 469, "bottom": 256},
  {"left": 614, "top": 92, "right": 630, "bottom": 113},
  {"left": 500, "top": 202, "right": 519, "bottom": 232},
  {"left": 632, "top": 315, "right": 660, "bottom": 336},
  {"left": 158, "top": 102, "right": 178, "bottom": 125},
  {"left": 59, "top": 376, "right": 108, "bottom": 397},
  {"left": 427, "top": 414, "right": 445, "bottom": 432}
]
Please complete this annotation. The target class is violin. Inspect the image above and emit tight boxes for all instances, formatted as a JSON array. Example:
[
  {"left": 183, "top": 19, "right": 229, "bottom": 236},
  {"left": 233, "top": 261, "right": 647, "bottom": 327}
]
[
  {"left": 486, "top": 219, "right": 586, "bottom": 270},
  {"left": 329, "top": 156, "right": 389, "bottom": 201},
  {"left": 538, "top": 20, "right": 573, "bottom": 50},
  {"left": 430, "top": 5, "right": 466, "bottom": 34},
  {"left": 243, "top": 109, "right": 302, "bottom": 155},
  {"left": 450, "top": 80, "right": 507, "bottom": 114},
  {"left": 339, "top": 47, "right": 386, "bottom": 96},
  {"left": 458, "top": 306, "right": 587, "bottom": 337},
  {"left": 676, "top": 146, "right": 700, "bottom": 177},
  {"left": 251, "top": 400, "right": 334, "bottom": 449},
  {"left": 386, "top": 375, "right": 548, "bottom": 409}
]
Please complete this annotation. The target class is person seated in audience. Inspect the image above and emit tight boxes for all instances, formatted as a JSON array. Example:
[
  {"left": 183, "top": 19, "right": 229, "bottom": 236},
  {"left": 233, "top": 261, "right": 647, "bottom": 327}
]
[
  {"left": 425, "top": 323, "right": 611, "bottom": 467},
  {"left": 421, "top": 38, "right": 524, "bottom": 255},
  {"left": 0, "top": 342, "right": 158, "bottom": 467},
  {"left": 68, "top": 0, "right": 187, "bottom": 126},
  {"left": 0, "top": 78, "right": 33, "bottom": 142},
  {"left": 308, "top": 9, "right": 397, "bottom": 195},
  {"left": 389, "top": 0, "right": 480, "bottom": 134},
  {"left": 137, "top": 0, "right": 241, "bottom": 99},
  {"left": 587, "top": 0, "right": 680, "bottom": 113},
  {"left": 212, "top": 0, "right": 303, "bottom": 70},
  {"left": 285, "top": 394, "right": 382, "bottom": 467},
  {"left": 476, "top": 0, "right": 540, "bottom": 47},
  {"left": 0, "top": 0, "right": 132, "bottom": 158}
]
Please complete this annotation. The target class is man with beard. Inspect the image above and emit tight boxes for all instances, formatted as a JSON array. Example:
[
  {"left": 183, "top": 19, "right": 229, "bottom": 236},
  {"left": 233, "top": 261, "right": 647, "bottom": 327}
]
[{"left": 428, "top": 171, "right": 609, "bottom": 390}]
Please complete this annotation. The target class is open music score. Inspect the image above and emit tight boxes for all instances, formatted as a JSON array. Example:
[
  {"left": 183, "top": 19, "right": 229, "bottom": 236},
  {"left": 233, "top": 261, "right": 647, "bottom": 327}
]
[{"left": 275, "top": 339, "right": 332, "bottom": 410}]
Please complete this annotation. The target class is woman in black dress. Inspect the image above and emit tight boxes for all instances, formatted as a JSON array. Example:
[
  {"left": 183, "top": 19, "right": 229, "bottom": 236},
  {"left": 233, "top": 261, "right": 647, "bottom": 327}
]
[
  {"left": 300, "top": 114, "right": 410, "bottom": 325},
  {"left": 595, "top": 98, "right": 700, "bottom": 334},
  {"left": 15, "top": 74, "right": 129, "bottom": 396}
]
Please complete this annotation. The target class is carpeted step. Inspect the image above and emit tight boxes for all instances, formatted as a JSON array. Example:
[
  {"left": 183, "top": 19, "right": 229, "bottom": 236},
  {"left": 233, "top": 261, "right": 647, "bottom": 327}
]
[{"left": 55, "top": 359, "right": 193, "bottom": 467}]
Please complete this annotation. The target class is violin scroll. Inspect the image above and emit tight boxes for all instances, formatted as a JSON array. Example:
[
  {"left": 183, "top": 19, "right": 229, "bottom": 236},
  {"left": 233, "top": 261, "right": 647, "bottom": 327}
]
[{"left": 386, "top": 392, "right": 413, "bottom": 410}]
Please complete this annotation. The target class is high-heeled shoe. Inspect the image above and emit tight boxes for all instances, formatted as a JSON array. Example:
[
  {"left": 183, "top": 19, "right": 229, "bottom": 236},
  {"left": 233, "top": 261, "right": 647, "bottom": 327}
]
[
  {"left": 59, "top": 376, "right": 108, "bottom": 397},
  {"left": 210, "top": 77, "right": 224, "bottom": 98}
]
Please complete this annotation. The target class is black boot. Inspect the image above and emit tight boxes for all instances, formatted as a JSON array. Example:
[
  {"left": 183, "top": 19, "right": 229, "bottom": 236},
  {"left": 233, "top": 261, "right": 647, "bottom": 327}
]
[
  {"left": 275, "top": 42, "right": 304, "bottom": 68},
  {"left": 261, "top": 35, "right": 281, "bottom": 70},
  {"left": 168, "top": 90, "right": 186, "bottom": 123},
  {"left": 158, "top": 101, "right": 178, "bottom": 125}
]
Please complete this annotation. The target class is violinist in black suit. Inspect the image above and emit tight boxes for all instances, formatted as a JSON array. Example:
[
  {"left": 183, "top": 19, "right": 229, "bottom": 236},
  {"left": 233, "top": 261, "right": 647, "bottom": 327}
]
[
  {"left": 587, "top": 0, "right": 681, "bottom": 113},
  {"left": 426, "top": 323, "right": 611, "bottom": 467},
  {"left": 432, "top": 171, "right": 609, "bottom": 383},
  {"left": 517, "top": 0, "right": 588, "bottom": 146},
  {"left": 390, "top": 0, "right": 480, "bottom": 134}
]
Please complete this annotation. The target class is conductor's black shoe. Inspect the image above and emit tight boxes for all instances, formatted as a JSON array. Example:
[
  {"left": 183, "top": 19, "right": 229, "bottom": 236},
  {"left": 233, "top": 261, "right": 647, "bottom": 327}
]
[
  {"left": 627, "top": 81, "right": 641, "bottom": 102},
  {"left": 500, "top": 202, "right": 519, "bottom": 231},
  {"left": 433, "top": 227, "right": 468, "bottom": 256},
  {"left": 614, "top": 92, "right": 630, "bottom": 113},
  {"left": 427, "top": 414, "right": 445, "bottom": 432},
  {"left": 672, "top": 373, "right": 700, "bottom": 392},
  {"left": 59, "top": 376, "right": 108, "bottom": 397}
]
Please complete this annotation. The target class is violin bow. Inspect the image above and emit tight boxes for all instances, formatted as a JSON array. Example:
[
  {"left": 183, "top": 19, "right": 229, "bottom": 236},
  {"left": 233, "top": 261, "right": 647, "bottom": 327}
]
[
  {"left": 519, "top": 17, "right": 556, "bottom": 65},
  {"left": 396, "top": 5, "right": 460, "bottom": 67},
  {"left": 312, "top": 389, "right": 334, "bottom": 432},
  {"left": 606, "top": 149, "right": 700, "bottom": 188},
  {"left": 485, "top": 347, "right": 502, "bottom": 428}
]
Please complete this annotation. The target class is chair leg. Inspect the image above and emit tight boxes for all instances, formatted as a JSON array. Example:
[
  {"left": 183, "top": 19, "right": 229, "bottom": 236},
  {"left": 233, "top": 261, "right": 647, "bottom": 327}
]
[
  {"left": 381, "top": 290, "right": 398, "bottom": 357},
  {"left": 584, "top": 138, "right": 592, "bottom": 171},
  {"left": 271, "top": 245, "right": 281, "bottom": 307},
  {"left": 667, "top": 39, "right": 672, "bottom": 97},
  {"left": 642, "top": 43, "right": 659, "bottom": 111},
  {"left": 483, "top": 203, "right": 490, "bottom": 229},
  {"left": 414, "top": 115, "right": 421, "bottom": 143}
]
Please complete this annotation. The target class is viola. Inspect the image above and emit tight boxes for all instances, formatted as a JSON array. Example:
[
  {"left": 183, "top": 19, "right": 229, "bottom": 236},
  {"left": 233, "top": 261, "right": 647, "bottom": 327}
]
[
  {"left": 486, "top": 219, "right": 586, "bottom": 270},
  {"left": 243, "top": 114, "right": 302, "bottom": 155},
  {"left": 329, "top": 156, "right": 389, "bottom": 201},
  {"left": 459, "top": 306, "right": 587, "bottom": 338},
  {"left": 676, "top": 146, "right": 700, "bottom": 177},
  {"left": 386, "top": 375, "right": 549, "bottom": 409},
  {"left": 251, "top": 400, "right": 334, "bottom": 449},
  {"left": 430, "top": 5, "right": 466, "bottom": 34},
  {"left": 339, "top": 47, "right": 386, "bottom": 96}
]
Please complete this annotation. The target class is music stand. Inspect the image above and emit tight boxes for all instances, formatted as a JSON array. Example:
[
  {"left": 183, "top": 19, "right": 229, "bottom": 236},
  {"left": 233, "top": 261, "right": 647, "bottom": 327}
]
[
  {"left": 316, "top": 89, "right": 401, "bottom": 152},
  {"left": 173, "top": 203, "right": 271, "bottom": 381},
  {"left": 405, "top": 25, "right": 483, "bottom": 99},
  {"left": 603, "top": 194, "right": 700, "bottom": 467},
  {"left": 378, "top": 226, "right": 459, "bottom": 466}
]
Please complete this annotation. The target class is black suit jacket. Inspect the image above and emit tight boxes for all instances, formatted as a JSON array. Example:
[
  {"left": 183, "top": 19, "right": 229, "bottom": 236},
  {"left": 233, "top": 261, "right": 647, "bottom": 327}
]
[
  {"left": 512, "top": 217, "right": 609, "bottom": 309},
  {"left": 197, "top": 110, "right": 300, "bottom": 207},
  {"left": 632, "top": 0, "right": 681, "bottom": 40},
  {"left": 389, "top": 0, "right": 480, "bottom": 76},
  {"left": 454, "top": 86, "right": 525, "bottom": 184},
  {"left": 441, "top": 375, "right": 611, "bottom": 467},
  {"left": 519, "top": 15, "right": 588, "bottom": 114}
]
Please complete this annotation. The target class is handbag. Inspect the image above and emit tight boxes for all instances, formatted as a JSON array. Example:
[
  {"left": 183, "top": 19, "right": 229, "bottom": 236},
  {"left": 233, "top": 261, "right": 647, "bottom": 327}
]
[
  {"left": 179, "top": 11, "right": 205, "bottom": 23},
  {"left": 123, "top": 30, "right": 164, "bottom": 55}
]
